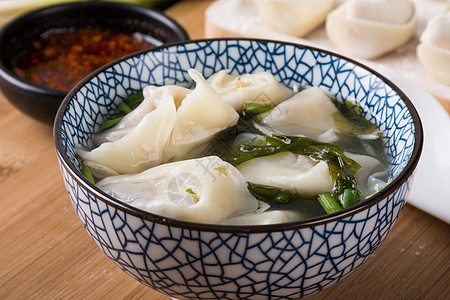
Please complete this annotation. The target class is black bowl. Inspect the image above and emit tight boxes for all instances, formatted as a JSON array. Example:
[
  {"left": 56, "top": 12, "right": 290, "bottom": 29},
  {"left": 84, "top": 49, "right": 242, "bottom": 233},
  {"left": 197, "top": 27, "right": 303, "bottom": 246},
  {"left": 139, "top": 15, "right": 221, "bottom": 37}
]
[{"left": 0, "top": 1, "right": 189, "bottom": 125}]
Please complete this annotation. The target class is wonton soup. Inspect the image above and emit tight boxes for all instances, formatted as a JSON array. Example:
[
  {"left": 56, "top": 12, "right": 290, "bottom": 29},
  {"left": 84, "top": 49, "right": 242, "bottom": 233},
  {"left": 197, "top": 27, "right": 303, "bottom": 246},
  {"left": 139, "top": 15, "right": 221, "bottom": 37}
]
[{"left": 77, "top": 69, "right": 388, "bottom": 225}]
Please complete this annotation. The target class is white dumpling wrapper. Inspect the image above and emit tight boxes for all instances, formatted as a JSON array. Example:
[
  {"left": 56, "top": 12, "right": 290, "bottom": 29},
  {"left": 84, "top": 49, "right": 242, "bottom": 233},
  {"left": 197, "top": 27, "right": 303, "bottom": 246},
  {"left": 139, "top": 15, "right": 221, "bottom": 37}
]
[
  {"left": 237, "top": 152, "right": 334, "bottom": 198},
  {"left": 207, "top": 70, "right": 293, "bottom": 111},
  {"left": 94, "top": 85, "right": 190, "bottom": 145},
  {"left": 79, "top": 69, "right": 238, "bottom": 175},
  {"left": 220, "top": 206, "right": 313, "bottom": 225},
  {"left": 220, "top": 210, "right": 291, "bottom": 225},
  {"left": 345, "top": 152, "right": 384, "bottom": 197},
  {"left": 261, "top": 86, "right": 339, "bottom": 141},
  {"left": 96, "top": 156, "right": 259, "bottom": 224},
  {"left": 78, "top": 94, "right": 177, "bottom": 174},
  {"left": 417, "top": 12, "right": 450, "bottom": 85},
  {"left": 166, "top": 69, "right": 239, "bottom": 159},
  {"left": 347, "top": 0, "right": 413, "bottom": 24},
  {"left": 258, "top": 0, "right": 335, "bottom": 37},
  {"left": 326, "top": 0, "right": 417, "bottom": 59}
]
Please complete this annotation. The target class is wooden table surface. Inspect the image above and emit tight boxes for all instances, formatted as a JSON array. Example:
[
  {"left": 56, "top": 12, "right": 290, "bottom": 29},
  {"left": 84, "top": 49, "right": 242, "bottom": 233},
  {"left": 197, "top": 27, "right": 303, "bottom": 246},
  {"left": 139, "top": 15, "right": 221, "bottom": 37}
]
[{"left": 1, "top": 1, "right": 449, "bottom": 299}]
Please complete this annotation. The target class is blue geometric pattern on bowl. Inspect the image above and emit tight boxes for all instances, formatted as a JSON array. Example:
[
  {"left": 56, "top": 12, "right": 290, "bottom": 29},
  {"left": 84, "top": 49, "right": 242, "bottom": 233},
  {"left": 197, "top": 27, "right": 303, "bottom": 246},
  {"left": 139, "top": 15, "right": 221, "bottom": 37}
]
[{"left": 55, "top": 39, "right": 421, "bottom": 299}]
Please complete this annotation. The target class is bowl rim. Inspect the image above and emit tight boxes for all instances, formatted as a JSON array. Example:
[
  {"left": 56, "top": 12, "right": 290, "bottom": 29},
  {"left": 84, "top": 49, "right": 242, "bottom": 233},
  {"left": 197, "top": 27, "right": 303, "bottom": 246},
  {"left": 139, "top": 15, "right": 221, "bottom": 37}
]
[
  {"left": 54, "top": 37, "right": 423, "bottom": 234},
  {"left": 0, "top": 0, "right": 189, "bottom": 97}
]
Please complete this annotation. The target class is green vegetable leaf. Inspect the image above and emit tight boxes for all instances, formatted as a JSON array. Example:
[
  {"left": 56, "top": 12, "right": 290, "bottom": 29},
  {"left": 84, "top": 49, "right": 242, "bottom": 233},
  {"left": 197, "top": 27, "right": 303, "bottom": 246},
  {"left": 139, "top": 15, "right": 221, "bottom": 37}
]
[
  {"left": 247, "top": 182, "right": 292, "bottom": 204},
  {"left": 233, "top": 135, "right": 361, "bottom": 203},
  {"left": 331, "top": 99, "right": 378, "bottom": 135}
]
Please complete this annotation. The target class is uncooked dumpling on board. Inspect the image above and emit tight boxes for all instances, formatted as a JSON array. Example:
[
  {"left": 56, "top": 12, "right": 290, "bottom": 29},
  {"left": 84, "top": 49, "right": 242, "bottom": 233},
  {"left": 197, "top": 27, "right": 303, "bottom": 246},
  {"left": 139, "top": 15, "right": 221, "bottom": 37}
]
[
  {"left": 96, "top": 156, "right": 259, "bottom": 224},
  {"left": 258, "top": 0, "right": 336, "bottom": 37},
  {"left": 326, "top": 0, "right": 417, "bottom": 59},
  {"left": 417, "top": 11, "right": 450, "bottom": 85},
  {"left": 207, "top": 70, "right": 294, "bottom": 111}
]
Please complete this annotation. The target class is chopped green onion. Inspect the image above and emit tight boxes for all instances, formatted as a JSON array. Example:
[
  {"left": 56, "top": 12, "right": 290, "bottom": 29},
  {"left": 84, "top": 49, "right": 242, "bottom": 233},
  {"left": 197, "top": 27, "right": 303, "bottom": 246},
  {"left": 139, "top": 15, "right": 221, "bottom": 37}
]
[
  {"left": 100, "top": 92, "right": 144, "bottom": 131},
  {"left": 81, "top": 166, "right": 95, "bottom": 184},
  {"left": 123, "top": 91, "right": 144, "bottom": 108},
  {"left": 274, "top": 194, "right": 290, "bottom": 204},
  {"left": 339, "top": 189, "right": 359, "bottom": 208},
  {"left": 318, "top": 192, "right": 342, "bottom": 214},
  {"left": 102, "top": 116, "right": 124, "bottom": 130},
  {"left": 214, "top": 165, "right": 228, "bottom": 176},
  {"left": 118, "top": 101, "right": 133, "bottom": 114},
  {"left": 185, "top": 188, "right": 199, "bottom": 203},
  {"left": 242, "top": 103, "right": 272, "bottom": 114}
]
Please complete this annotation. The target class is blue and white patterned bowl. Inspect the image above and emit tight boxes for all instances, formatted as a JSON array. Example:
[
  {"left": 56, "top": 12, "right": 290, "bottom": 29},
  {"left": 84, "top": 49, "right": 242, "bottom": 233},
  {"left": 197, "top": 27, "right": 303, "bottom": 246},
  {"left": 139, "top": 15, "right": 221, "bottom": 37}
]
[{"left": 54, "top": 39, "right": 423, "bottom": 299}]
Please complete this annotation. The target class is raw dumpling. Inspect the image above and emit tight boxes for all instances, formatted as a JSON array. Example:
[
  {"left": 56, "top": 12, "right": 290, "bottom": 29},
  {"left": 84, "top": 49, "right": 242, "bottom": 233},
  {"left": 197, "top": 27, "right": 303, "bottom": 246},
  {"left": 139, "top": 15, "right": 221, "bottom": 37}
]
[
  {"left": 166, "top": 69, "right": 239, "bottom": 159},
  {"left": 326, "top": 0, "right": 417, "bottom": 59},
  {"left": 347, "top": 0, "right": 413, "bottom": 24},
  {"left": 78, "top": 69, "right": 238, "bottom": 175},
  {"left": 237, "top": 152, "right": 334, "bottom": 198},
  {"left": 96, "top": 156, "right": 259, "bottom": 224},
  {"left": 261, "top": 86, "right": 340, "bottom": 142},
  {"left": 417, "top": 11, "right": 450, "bottom": 85},
  {"left": 258, "top": 0, "right": 335, "bottom": 37},
  {"left": 207, "top": 70, "right": 293, "bottom": 111}
]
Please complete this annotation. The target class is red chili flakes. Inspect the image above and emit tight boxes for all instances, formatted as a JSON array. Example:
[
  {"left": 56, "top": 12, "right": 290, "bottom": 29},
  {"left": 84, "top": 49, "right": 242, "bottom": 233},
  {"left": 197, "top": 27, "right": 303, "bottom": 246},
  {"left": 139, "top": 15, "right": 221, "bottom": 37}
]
[{"left": 13, "top": 27, "right": 154, "bottom": 92}]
